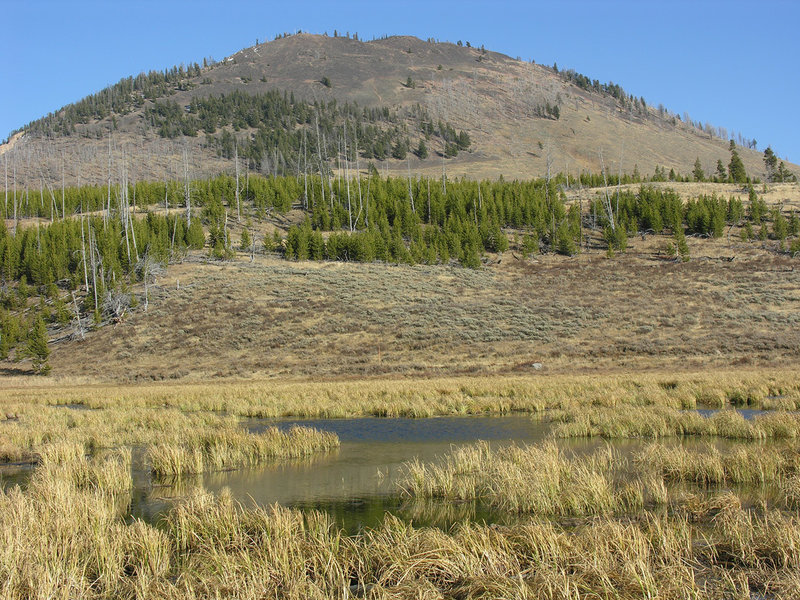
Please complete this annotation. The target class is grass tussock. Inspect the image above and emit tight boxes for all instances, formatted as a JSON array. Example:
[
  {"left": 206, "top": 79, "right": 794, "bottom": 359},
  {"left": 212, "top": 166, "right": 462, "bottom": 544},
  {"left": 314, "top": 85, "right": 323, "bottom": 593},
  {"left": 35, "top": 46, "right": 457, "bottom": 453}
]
[
  {"left": 551, "top": 405, "right": 800, "bottom": 440},
  {"left": 402, "top": 439, "right": 800, "bottom": 514},
  {"left": 637, "top": 442, "right": 795, "bottom": 486},
  {"left": 148, "top": 425, "right": 339, "bottom": 477},
  {"left": 402, "top": 441, "right": 644, "bottom": 516}
]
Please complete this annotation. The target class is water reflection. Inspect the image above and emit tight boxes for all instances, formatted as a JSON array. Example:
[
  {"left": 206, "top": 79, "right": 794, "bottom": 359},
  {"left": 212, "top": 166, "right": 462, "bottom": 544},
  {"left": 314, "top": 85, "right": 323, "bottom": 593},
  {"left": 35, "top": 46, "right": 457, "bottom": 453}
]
[{"left": 134, "top": 415, "right": 554, "bottom": 523}]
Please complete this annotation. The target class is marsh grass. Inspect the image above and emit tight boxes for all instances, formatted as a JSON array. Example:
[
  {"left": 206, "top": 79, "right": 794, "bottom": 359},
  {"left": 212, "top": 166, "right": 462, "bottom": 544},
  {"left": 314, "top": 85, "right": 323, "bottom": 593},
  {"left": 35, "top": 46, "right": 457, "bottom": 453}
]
[
  {"left": 148, "top": 425, "right": 339, "bottom": 477},
  {"left": 5, "top": 453, "right": 800, "bottom": 599},
  {"left": 402, "top": 441, "right": 645, "bottom": 517},
  {"left": 4, "top": 369, "right": 800, "bottom": 597},
  {"left": 3, "top": 370, "right": 799, "bottom": 472},
  {"left": 402, "top": 439, "right": 800, "bottom": 514},
  {"left": 550, "top": 405, "right": 800, "bottom": 440},
  {"left": 637, "top": 442, "right": 796, "bottom": 486}
]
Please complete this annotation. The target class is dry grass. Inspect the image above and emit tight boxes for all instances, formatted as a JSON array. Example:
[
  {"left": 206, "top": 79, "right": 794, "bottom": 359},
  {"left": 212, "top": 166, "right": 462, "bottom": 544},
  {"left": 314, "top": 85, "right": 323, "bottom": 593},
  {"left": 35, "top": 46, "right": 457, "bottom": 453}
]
[
  {"left": 24, "top": 236, "right": 797, "bottom": 382},
  {"left": 401, "top": 441, "right": 644, "bottom": 517},
  {"left": 550, "top": 405, "right": 800, "bottom": 440},
  {"left": 401, "top": 438, "right": 800, "bottom": 514},
  {"left": 5, "top": 455, "right": 800, "bottom": 599},
  {"left": 2, "top": 369, "right": 799, "bottom": 469},
  {"left": 149, "top": 425, "right": 339, "bottom": 477}
]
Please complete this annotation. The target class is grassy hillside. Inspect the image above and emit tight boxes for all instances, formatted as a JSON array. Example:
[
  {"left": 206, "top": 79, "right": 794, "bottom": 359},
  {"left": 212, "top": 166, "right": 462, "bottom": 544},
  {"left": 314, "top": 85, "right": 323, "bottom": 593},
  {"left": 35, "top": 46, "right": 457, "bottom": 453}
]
[{"left": 2, "top": 34, "right": 793, "bottom": 189}]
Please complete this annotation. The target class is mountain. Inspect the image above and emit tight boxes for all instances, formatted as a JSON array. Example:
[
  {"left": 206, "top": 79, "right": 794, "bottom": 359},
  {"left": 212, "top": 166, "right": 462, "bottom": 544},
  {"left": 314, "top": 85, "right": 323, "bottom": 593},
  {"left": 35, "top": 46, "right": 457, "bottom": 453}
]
[{"left": 1, "top": 33, "right": 790, "bottom": 187}]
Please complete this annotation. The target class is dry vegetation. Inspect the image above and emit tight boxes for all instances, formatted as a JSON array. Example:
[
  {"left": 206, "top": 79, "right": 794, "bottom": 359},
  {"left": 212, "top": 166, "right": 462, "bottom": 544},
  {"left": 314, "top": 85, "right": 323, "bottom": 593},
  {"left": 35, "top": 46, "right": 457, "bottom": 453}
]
[
  {"left": 33, "top": 236, "right": 798, "bottom": 382},
  {"left": 4, "top": 34, "right": 792, "bottom": 189},
  {"left": 3, "top": 366, "right": 800, "bottom": 597},
  {"left": 2, "top": 177, "right": 799, "bottom": 597},
  {"left": 3, "top": 435, "right": 800, "bottom": 598}
]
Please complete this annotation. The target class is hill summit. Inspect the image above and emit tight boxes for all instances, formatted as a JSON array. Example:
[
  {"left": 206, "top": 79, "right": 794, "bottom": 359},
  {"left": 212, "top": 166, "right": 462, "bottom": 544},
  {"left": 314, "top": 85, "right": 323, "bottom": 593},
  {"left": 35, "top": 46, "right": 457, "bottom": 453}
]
[{"left": 1, "top": 33, "right": 789, "bottom": 186}]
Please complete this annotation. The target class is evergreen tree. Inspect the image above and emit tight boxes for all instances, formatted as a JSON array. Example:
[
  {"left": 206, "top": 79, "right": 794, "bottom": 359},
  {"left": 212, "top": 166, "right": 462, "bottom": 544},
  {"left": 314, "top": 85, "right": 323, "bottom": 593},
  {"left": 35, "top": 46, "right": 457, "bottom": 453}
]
[
  {"left": 763, "top": 146, "right": 778, "bottom": 181},
  {"left": 415, "top": 139, "right": 428, "bottom": 159},
  {"left": 391, "top": 139, "right": 408, "bottom": 160},
  {"left": 715, "top": 160, "right": 727, "bottom": 182},
  {"left": 27, "top": 316, "right": 51, "bottom": 375},
  {"left": 728, "top": 149, "right": 747, "bottom": 184},
  {"left": 671, "top": 220, "right": 689, "bottom": 262},
  {"left": 692, "top": 158, "right": 705, "bottom": 182}
]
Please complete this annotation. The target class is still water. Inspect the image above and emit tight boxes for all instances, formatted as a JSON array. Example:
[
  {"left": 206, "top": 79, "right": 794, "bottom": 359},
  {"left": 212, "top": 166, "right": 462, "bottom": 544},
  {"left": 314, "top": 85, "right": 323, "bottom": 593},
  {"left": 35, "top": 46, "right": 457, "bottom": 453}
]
[
  {"left": 3, "top": 410, "right": 778, "bottom": 532},
  {"left": 133, "top": 415, "right": 557, "bottom": 529}
]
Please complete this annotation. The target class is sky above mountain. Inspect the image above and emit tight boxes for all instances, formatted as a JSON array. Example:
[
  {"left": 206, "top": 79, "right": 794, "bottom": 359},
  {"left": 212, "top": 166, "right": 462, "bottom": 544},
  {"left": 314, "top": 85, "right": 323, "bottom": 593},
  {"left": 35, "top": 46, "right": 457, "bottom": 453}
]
[{"left": 2, "top": 0, "right": 798, "bottom": 163}]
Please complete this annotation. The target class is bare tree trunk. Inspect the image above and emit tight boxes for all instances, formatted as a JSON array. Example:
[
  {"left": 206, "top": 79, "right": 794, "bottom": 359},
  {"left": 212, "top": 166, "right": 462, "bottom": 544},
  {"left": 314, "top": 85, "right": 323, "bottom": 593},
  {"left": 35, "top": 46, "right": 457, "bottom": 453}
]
[
  {"left": 183, "top": 147, "right": 191, "bottom": 225},
  {"left": 71, "top": 291, "right": 85, "bottom": 340},
  {"left": 599, "top": 150, "right": 615, "bottom": 232},
  {"left": 427, "top": 179, "right": 431, "bottom": 223},
  {"left": 61, "top": 152, "right": 66, "bottom": 219},
  {"left": 12, "top": 155, "right": 17, "bottom": 236},
  {"left": 88, "top": 221, "right": 99, "bottom": 313},
  {"left": 616, "top": 143, "right": 624, "bottom": 217},
  {"left": 302, "top": 128, "right": 308, "bottom": 211},
  {"left": 80, "top": 213, "right": 89, "bottom": 294},
  {"left": 343, "top": 123, "right": 353, "bottom": 231},
  {"left": 235, "top": 141, "right": 241, "bottom": 222},
  {"left": 407, "top": 157, "right": 415, "bottom": 214},
  {"left": 353, "top": 124, "right": 363, "bottom": 228},
  {"left": 315, "top": 116, "right": 326, "bottom": 212},
  {"left": 441, "top": 155, "right": 446, "bottom": 195},
  {"left": 106, "top": 135, "right": 112, "bottom": 226}
]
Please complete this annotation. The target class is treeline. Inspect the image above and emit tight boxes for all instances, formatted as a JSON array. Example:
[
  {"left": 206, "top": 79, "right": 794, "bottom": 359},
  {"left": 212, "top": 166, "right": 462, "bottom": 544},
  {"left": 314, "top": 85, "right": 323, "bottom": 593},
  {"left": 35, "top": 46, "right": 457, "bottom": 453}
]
[
  {"left": 0, "top": 210, "right": 205, "bottom": 370},
  {"left": 280, "top": 175, "right": 580, "bottom": 267},
  {"left": 0, "top": 213, "right": 203, "bottom": 297},
  {"left": 0, "top": 174, "right": 304, "bottom": 221},
  {"left": 555, "top": 65, "right": 648, "bottom": 116}
]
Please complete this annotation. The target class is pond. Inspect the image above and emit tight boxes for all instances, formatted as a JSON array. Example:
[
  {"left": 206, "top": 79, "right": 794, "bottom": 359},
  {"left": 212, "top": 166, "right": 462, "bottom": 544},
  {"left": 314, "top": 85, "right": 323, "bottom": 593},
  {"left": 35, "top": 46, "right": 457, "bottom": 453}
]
[
  {"left": 133, "top": 415, "right": 558, "bottom": 529},
  {"left": 3, "top": 410, "right": 785, "bottom": 533}
]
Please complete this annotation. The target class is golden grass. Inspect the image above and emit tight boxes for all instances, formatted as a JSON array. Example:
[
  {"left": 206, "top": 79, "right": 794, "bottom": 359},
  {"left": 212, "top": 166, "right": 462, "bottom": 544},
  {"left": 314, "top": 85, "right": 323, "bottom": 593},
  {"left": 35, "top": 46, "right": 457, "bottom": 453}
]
[
  {"left": 402, "top": 441, "right": 643, "bottom": 516},
  {"left": 401, "top": 438, "right": 800, "bottom": 514},
  {"left": 3, "top": 369, "right": 800, "bottom": 597},
  {"left": 637, "top": 442, "right": 796, "bottom": 486},
  {"left": 550, "top": 405, "right": 800, "bottom": 440},
  {"left": 148, "top": 425, "right": 339, "bottom": 477},
  {"left": 2, "top": 369, "right": 797, "bottom": 477},
  {"left": 5, "top": 444, "right": 800, "bottom": 599}
]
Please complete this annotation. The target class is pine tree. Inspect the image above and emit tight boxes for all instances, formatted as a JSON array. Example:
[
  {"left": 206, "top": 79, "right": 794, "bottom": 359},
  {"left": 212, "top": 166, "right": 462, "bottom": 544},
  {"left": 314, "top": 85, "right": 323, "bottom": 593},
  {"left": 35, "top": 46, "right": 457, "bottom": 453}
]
[
  {"left": 692, "top": 158, "right": 705, "bottom": 182},
  {"left": 27, "top": 315, "right": 51, "bottom": 375},
  {"left": 763, "top": 147, "right": 778, "bottom": 181},
  {"left": 672, "top": 220, "right": 689, "bottom": 262},
  {"left": 415, "top": 139, "right": 428, "bottom": 159},
  {"left": 728, "top": 149, "right": 747, "bottom": 184},
  {"left": 715, "top": 160, "right": 727, "bottom": 182}
]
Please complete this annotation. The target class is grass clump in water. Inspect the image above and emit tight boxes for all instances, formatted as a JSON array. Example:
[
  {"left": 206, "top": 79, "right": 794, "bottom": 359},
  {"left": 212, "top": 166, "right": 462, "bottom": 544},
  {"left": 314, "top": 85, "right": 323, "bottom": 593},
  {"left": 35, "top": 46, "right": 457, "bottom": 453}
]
[{"left": 148, "top": 425, "right": 339, "bottom": 477}]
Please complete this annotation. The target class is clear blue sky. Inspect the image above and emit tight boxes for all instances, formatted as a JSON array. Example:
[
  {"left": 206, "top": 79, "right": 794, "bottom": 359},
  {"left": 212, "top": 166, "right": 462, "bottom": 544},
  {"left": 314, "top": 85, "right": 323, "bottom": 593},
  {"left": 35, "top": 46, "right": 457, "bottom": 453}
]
[{"left": 2, "top": 0, "right": 798, "bottom": 163}]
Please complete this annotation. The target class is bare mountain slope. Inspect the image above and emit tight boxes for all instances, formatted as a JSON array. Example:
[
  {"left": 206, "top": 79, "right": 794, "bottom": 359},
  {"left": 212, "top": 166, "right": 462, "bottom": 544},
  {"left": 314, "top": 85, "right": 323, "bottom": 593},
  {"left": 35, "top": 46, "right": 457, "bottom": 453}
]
[{"left": 2, "top": 33, "right": 792, "bottom": 186}]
